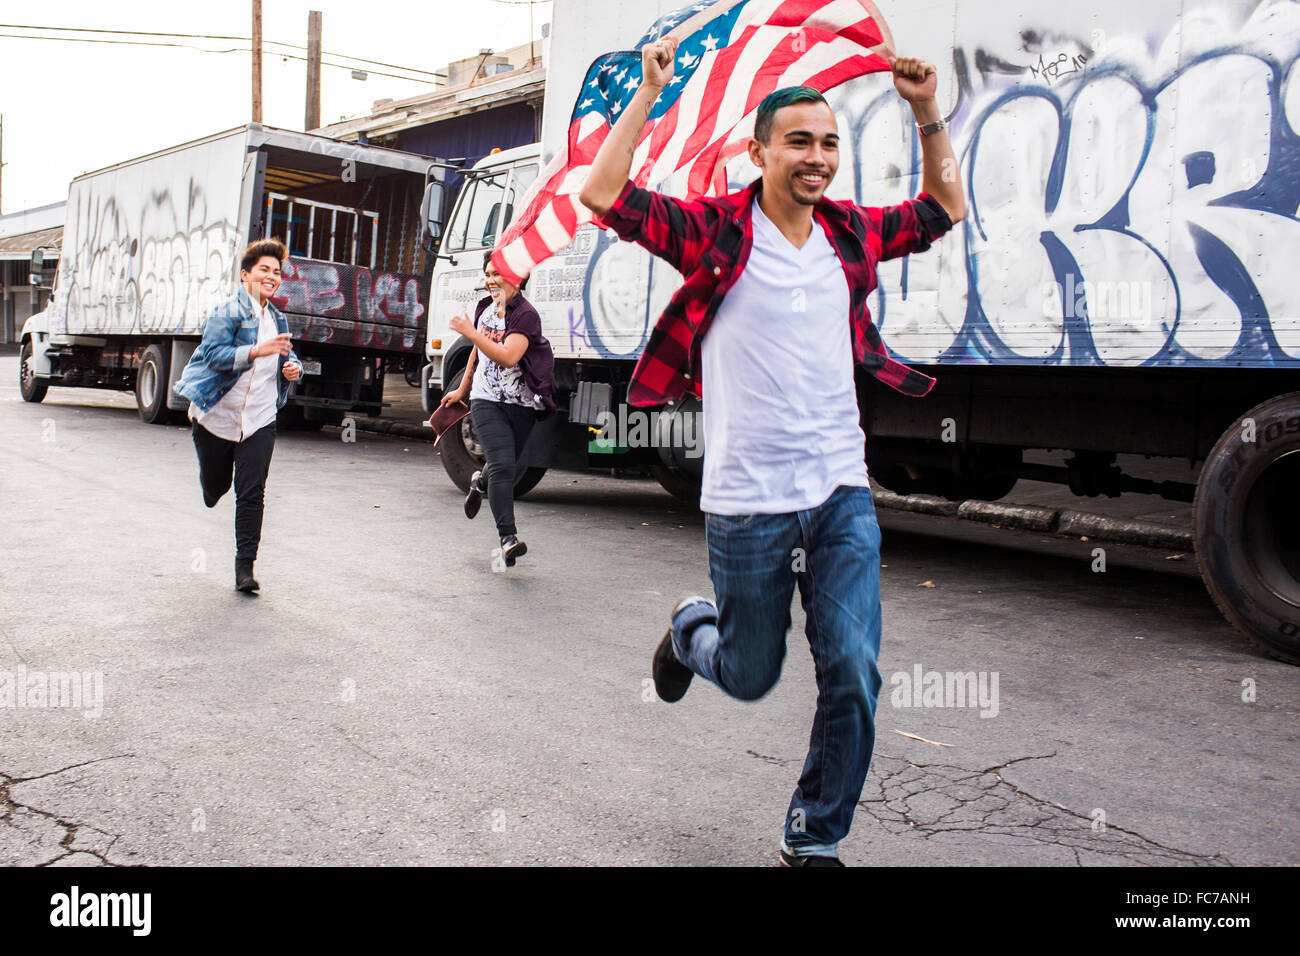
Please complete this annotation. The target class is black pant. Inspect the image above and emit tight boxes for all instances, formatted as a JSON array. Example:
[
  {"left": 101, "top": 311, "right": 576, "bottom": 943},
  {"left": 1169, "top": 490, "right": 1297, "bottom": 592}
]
[
  {"left": 470, "top": 399, "right": 536, "bottom": 538},
  {"left": 192, "top": 421, "right": 277, "bottom": 563}
]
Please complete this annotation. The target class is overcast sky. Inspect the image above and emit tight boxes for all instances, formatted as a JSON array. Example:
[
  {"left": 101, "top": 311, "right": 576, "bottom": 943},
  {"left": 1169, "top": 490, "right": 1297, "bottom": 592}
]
[{"left": 0, "top": 0, "right": 551, "bottom": 211}]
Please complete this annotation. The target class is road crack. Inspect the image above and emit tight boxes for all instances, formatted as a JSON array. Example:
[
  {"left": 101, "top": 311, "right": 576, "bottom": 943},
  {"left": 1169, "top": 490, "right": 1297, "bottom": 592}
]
[
  {"left": 1, "top": 756, "right": 137, "bottom": 867},
  {"left": 858, "top": 751, "right": 1231, "bottom": 866}
]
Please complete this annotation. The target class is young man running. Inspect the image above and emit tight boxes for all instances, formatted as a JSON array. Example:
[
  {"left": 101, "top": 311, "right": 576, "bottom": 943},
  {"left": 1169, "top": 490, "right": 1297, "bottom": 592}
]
[
  {"left": 580, "top": 40, "right": 966, "bottom": 865},
  {"left": 174, "top": 238, "right": 303, "bottom": 593}
]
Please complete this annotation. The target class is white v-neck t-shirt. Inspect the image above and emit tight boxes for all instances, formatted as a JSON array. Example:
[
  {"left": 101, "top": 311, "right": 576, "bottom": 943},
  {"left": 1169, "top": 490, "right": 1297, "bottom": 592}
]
[{"left": 699, "top": 201, "right": 870, "bottom": 515}]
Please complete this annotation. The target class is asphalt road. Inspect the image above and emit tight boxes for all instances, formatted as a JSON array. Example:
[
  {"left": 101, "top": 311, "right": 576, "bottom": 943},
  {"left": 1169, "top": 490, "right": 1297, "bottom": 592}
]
[{"left": 2, "top": 360, "right": 1297, "bottom": 867}]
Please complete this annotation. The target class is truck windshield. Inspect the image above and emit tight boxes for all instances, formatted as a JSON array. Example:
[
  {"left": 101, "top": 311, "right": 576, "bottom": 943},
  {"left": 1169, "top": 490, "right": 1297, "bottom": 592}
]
[{"left": 446, "top": 170, "right": 508, "bottom": 252}]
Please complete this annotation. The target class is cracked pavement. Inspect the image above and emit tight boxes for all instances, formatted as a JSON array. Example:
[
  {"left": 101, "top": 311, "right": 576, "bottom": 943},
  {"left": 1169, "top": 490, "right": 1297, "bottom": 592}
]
[
  {"left": 2, "top": 361, "right": 1298, "bottom": 866},
  {"left": 1, "top": 758, "right": 132, "bottom": 867},
  {"left": 857, "top": 753, "right": 1230, "bottom": 866}
]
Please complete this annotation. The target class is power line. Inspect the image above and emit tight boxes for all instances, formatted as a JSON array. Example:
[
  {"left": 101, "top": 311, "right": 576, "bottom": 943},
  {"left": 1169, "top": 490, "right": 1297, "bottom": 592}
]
[
  {"left": 0, "top": 33, "right": 438, "bottom": 84},
  {"left": 0, "top": 33, "right": 440, "bottom": 84},
  {"left": 0, "top": 22, "right": 445, "bottom": 79},
  {"left": 0, "top": 32, "right": 244, "bottom": 53}
]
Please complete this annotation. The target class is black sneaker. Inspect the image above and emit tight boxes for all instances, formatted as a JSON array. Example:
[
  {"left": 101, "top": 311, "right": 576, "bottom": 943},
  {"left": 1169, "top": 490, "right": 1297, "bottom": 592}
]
[
  {"left": 464, "top": 471, "right": 485, "bottom": 520},
  {"left": 652, "top": 629, "right": 694, "bottom": 702},
  {"left": 235, "top": 560, "right": 260, "bottom": 593},
  {"left": 501, "top": 535, "right": 527, "bottom": 567},
  {"left": 779, "top": 849, "right": 844, "bottom": 867},
  {"left": 654, "top": 596, "right": 711, "bottom": 702}
]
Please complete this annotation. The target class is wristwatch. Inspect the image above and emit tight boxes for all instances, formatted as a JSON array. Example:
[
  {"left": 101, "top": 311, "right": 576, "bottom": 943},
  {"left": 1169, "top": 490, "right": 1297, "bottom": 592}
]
[{"left": 917, "top": 119, "right": 948, "bottom": 136}]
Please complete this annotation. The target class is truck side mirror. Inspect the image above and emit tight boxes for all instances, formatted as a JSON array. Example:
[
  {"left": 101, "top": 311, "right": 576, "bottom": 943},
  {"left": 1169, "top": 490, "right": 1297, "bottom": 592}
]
[
  {"left": 31, "top": 250, "right": 44, "bottom": 272},
  {"left": 421, "top": 181, "right": 446, "bottom": 244}
]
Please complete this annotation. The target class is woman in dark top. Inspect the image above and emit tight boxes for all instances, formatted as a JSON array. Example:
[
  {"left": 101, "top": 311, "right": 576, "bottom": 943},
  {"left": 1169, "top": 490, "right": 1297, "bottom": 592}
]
[{"left": 440, "top": 252, "right": 554, "bottom": 566}]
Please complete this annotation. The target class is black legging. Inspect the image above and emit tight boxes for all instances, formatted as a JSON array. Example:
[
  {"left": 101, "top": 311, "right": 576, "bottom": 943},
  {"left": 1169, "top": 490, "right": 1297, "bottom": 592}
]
[
  {"left": 192, "top": 420, "right": 277, "bottom": 563},
  {"left": 469, "top": 399, "right": 536, "bottom": 537}
]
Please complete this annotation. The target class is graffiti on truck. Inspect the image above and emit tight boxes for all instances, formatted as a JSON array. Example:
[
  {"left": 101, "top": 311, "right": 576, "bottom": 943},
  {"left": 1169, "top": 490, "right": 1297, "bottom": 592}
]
[
  {"left": 568, "top": 0, "right": 1300, "bottom": 369},
  {"left": 59, "top": 180, "right": 240, "bottom": 336},
  {"left": 271, "top": 259, "right": 426, "bottom": 351}
]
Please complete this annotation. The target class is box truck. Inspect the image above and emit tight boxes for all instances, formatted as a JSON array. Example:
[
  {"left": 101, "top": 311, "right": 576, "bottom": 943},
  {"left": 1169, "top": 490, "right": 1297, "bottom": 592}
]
[
  {"left": 20, "top": 123, "right": 441, "bottom": 427},
  {"left": 416, "top": 0, "right": 1300, "bottom": 663}
]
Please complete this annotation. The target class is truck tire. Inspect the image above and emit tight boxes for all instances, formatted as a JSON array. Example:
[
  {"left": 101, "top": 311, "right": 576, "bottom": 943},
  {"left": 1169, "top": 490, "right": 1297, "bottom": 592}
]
[
  {"left": 19, "top": 340, "right": 47, "bottom": 403},
  {"left": 512, "top": 466, "right": 547, "bottom": 498},
  {"left": 649, "top": 463, "right": 701, "bottom": 506},
  {"left": 436, "top": 368, "right": 546, "bottom": 497},
  {"left": 135, "top": 344, "right": 171, "bottom": 424},
  {"left": 1194, "top": 392, "right": 1300, "bottom": 664},
  {"left": 403, "top": 357, "right": 422, "bottom": 388}
]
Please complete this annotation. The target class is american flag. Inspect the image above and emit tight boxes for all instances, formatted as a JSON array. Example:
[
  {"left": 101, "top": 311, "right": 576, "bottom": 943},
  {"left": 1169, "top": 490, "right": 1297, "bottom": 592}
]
[{"left": 492, "top": 0, "right": 897, "bottom": 286}]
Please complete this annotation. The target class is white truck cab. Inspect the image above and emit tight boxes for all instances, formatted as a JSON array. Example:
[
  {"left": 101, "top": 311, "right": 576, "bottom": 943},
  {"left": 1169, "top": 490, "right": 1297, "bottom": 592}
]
[{"left": 422, "top": 144, "right": 541, "bottom": 408}]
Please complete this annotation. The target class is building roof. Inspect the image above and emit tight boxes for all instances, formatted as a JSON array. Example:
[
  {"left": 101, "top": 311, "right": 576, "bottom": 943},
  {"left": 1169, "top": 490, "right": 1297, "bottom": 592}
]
[
  {"left": 0, "top": 226, "right": 61, "bottom": 261},
  {"left": 316, "top": 63, "right": 545, "bottom": 143},
  {"left": 0, "top": 202, "right": 66, "bottom": 239}
]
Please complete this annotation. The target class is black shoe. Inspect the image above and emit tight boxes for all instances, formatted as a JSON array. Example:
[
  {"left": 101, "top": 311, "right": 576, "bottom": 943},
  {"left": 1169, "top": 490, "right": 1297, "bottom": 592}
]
[
  {"left": 464, "top": 471, "right": 485, "bottom": 519},
  {"left": 501, "top": 535, "right": 527, "bottom": 567},
  {"left": 779, "top": 849, "right": 844, "bottom": 867},
  {"left": 235, "top": 560, "right": 260, "bottom": 593},
  {"left": 652, "top": 629, "right": 694, "bottom": 702}
]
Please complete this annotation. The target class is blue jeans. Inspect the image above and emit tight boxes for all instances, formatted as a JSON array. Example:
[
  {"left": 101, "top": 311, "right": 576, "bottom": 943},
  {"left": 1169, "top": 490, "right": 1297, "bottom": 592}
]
[{"left": 672, "top": 484, "right": 883, "bottom": 856}]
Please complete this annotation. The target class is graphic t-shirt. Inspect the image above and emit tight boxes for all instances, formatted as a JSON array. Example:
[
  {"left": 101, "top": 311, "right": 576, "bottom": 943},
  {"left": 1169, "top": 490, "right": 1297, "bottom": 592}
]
[{"left": 469, "top": 305, "right": 542, "bottom": 409}]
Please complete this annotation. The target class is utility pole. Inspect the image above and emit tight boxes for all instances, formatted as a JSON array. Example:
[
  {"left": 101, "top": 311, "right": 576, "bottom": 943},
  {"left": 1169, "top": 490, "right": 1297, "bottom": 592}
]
[
  {"left": 0, "top": 114, "right": 5, "bottom": 215},
  {"left": 252, "top": 0, "right": 263, "bottom": 123},
  {"left": 305, "top": 10, "right": 322, "bottom": 131}
]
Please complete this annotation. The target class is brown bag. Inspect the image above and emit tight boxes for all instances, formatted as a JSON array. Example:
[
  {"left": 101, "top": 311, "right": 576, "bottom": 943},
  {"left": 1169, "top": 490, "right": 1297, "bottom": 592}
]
[{"left": 427, "top": 400, "right": 470, "bottom": 445}]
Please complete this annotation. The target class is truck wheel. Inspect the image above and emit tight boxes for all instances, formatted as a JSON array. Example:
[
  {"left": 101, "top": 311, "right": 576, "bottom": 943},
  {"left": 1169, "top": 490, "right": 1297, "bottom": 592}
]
[
  {"left": 436, "top": 368, "right": 546, "bottom": 497},
  {"left": 403, "top": 357, "right": 422, "bottom": 388},
  {"left": 19, "top": 340, "right": 47, "bottom": 403},
  {"left": 650, "top": 463, "right": 701, "bottom": 506},
  {"left": 1194, "top": 392, "right": 1300, "bottom": 664},
  {"left": 512, "top": 466, "right": 547, "bottom": 498},
  {"left": 135, "top": 344, "right": 171, "bottom": 424}
]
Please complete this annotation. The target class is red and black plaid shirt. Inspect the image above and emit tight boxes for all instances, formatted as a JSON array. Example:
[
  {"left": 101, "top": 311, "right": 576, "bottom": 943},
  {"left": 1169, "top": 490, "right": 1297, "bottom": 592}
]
[{"left": 597, "top": 177, "right": 953, "bottom": 407}]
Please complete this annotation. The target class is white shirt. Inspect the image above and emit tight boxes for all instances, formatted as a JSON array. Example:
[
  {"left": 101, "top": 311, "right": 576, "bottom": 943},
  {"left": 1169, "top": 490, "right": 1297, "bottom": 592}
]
[
  {"left": 190, "top": 299, "right": 282, "bottom": 442},
  {"left": 700, "top": 201, "right": 870, "bottom": 515}
]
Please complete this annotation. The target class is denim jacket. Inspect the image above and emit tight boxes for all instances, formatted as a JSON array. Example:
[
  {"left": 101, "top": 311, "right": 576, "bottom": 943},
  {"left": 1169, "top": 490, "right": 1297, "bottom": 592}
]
[{"left": 173, "top": 286, "right": 302, "bottom": 414}]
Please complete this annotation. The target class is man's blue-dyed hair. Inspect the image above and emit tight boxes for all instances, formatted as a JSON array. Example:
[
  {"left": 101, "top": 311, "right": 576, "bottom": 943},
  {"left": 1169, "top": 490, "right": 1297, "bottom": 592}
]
[{"left": 753, "top": 86, "right": 829, "bottom": 144}]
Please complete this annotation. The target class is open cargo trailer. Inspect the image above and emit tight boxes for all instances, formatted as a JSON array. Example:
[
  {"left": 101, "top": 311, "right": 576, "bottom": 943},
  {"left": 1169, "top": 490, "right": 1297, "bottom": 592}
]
[{"left": 21, "top": 124, "right": 439, "bottom": 426}]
